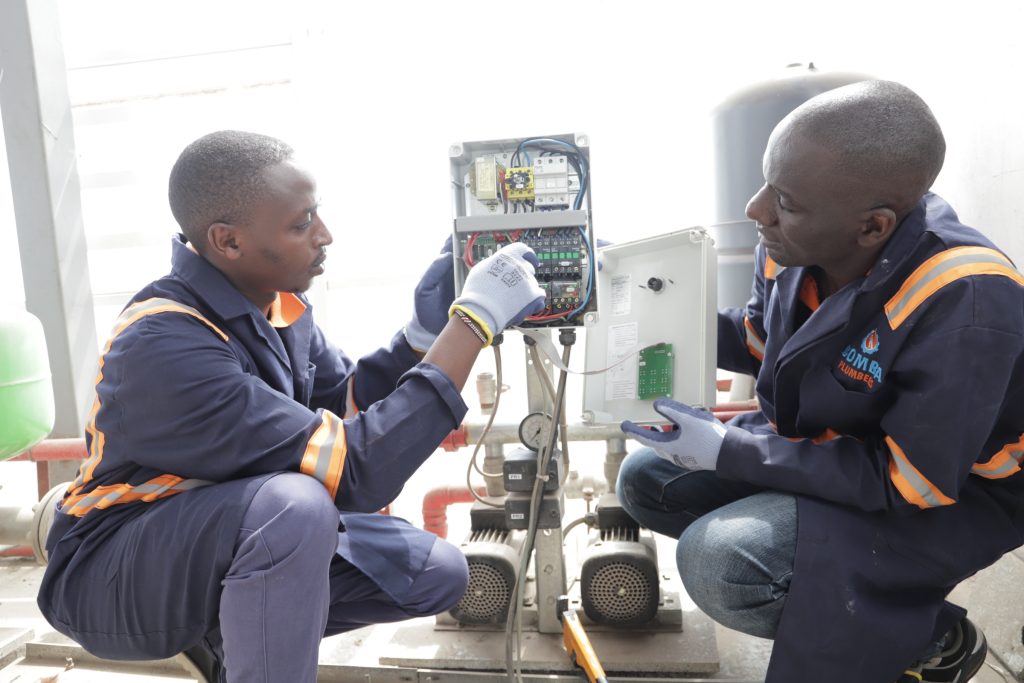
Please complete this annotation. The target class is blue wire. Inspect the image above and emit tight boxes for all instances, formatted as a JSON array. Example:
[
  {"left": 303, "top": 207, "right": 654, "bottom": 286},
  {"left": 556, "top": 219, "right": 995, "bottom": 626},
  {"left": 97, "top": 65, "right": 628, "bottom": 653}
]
[
  {"left": 515, "top": 138, "right": 589, "bottom": 209},
  {"left": 513, "top": 138, "right": 592, "bottom": 318},
  {"left": 569, "top": 225, "right": 594, "bottom": 319}
]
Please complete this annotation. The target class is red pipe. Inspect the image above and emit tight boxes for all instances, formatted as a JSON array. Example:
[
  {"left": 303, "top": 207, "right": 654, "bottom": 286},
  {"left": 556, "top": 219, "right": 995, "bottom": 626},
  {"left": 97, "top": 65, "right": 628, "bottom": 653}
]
[
  {"left": 439, "top": 425, "right": 468, "bottom": 452},
  {"left": 10, "top": 438, "right": 88, "bottom": 462},
  {"left": 8, "top": 438, "right": 87, "bottom": 500},
  {"left": 0, "top": 546, "right": 34, "bottom": 558},
  {"left": 422, "top": 485, "right": 486, "bottom": 539}
]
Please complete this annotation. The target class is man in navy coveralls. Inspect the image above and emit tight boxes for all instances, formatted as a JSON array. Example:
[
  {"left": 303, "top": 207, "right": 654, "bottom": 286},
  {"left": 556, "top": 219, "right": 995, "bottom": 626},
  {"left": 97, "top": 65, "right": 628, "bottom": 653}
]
[{"left": 37, "top": 130, "right": 546, "bottom": 682}]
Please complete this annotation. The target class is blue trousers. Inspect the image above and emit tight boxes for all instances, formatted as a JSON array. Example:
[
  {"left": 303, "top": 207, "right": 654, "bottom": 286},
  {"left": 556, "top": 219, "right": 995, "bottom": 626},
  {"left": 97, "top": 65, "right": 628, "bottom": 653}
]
[
  {"left": 42, "top": 473, "right": 468, "bottom": 683},
  {"left": 617, "top": 447, "right": 959, "bottom": 673},
  {"left": 617, "top": 447, "right": 796, "bottom": 638}
]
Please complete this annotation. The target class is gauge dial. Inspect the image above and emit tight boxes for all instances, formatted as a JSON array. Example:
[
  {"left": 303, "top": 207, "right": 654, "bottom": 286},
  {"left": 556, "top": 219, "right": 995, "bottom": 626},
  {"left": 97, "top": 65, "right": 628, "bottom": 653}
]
[{"left": 518, "top": 412, "right": 553, "bottom": 452}]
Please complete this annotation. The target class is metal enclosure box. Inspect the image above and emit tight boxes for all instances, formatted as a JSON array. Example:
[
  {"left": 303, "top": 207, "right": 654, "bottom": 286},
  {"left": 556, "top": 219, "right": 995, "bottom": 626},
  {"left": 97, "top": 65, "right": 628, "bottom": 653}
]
[
  {"left": 582, "top": 228, "right": 717, "bottom": 425},
  {"left": 449, "top": 133, "right": 597, "bottom": 328}
]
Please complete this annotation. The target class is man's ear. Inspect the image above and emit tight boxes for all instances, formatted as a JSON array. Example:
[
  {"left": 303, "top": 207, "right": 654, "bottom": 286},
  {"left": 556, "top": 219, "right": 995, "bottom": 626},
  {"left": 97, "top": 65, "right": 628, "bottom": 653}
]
[
  {"left": 858, "top": 207, "right": 898, "bottom": 249},
  {"left": 208, "top": 223, "right": 243, "bottom": 260}
]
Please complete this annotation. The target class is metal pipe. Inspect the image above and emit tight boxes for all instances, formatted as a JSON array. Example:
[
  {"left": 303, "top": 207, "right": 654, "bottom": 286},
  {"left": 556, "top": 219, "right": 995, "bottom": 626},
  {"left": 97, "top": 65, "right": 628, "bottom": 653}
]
[
  {"left": 0, "top": 503, "right": 33, "bottom": 546},
  {"left": 463, "top": 422, "right": 623, "bottom": 446},
  {"left": 603, "top": 437, "right": 628, "bottom": 494},
  {"left": 482, "top": 443, "right": 506, "bottom": 498}
]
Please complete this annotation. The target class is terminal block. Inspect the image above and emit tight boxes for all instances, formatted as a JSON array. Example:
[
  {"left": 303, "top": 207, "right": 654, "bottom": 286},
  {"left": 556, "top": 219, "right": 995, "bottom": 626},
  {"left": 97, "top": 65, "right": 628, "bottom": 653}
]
[{"left": 504, "top": 167, "right": 535, "bottom": 201}]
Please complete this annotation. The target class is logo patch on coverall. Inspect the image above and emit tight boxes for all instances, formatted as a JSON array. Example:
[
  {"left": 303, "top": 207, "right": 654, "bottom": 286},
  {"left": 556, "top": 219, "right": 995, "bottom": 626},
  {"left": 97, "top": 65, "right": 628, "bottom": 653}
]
[{"left": 837, "top": 329, "right": 885, "bottom": 389}]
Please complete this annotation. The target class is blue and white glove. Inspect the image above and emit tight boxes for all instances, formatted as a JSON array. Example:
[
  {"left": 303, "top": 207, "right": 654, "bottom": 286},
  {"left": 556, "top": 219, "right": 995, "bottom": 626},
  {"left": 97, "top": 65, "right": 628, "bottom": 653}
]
[
  {"left": 404, "top": 237, "right": 456, "bottom": 353},
  {"left": 449, "top": 242, "right": 545, "bottom": 346},
  {"left": 620, "top": 398, "right": 727, "bottom": 471}
]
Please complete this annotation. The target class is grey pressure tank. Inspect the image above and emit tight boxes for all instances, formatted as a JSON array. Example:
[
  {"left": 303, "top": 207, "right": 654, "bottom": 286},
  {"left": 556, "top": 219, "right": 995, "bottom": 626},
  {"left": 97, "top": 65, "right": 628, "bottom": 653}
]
[{"left": 710, "top": 63, "right": 874, "bottom": 309}]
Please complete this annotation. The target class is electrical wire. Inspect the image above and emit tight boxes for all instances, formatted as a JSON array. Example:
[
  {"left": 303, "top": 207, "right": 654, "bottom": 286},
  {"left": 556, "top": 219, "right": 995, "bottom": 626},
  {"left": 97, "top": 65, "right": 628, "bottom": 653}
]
[
  {"left": 527, "top": 343, "right": 569, "bottom": 485},
  {"left": 463, "top": 232, "right": 479, "bottom": 267},
  {"left": 466, "top": 344, "right": 505, "bottom": 508},
  {"left": 506, "top": 332, "right": 573, "bottom": 683},
  {"left": 562, "top": 515, "right": 593, "bottom": 540}
]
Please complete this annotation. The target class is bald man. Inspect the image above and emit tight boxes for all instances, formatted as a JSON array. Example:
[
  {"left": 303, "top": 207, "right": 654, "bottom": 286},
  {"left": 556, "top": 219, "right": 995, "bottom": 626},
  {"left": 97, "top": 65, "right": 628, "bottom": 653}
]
[{"left": 618, "top": 81, "right": 1024, "bottom": 682}]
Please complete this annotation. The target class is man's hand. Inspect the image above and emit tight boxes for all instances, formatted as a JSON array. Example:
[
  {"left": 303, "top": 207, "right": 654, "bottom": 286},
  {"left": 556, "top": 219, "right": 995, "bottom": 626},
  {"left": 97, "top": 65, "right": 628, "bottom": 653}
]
[
  {"left": 405, "top": 236, "right": 456, "bottom": 353},
  {"left": 449, "top": 243, "right": 545, "bottom": 346},
  {"left": 621, "top": 398, "right": 727, "bottom": 471}
]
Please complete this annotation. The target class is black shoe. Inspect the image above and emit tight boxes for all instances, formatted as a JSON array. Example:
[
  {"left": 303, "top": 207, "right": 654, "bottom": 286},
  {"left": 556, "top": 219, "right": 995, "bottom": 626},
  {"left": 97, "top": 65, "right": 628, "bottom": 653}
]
[
  {"left": 182, "top": 638, "right": 226, "bottom": 683},
  {"left": 900, "top": 617, "right": 987, "bottom": 683}
]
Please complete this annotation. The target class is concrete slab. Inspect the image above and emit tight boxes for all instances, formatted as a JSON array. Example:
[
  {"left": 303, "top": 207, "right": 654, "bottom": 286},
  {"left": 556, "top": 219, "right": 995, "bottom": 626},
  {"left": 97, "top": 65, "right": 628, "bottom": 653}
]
[
  {"left": 377, "top": 612, "right": 718, "bottom": 675},
  {"left": 948, "top": 552, "right": 1024, "bottom": 680},
  {"left": 0, "top": 627, "right": 33, "bottom": 670}
]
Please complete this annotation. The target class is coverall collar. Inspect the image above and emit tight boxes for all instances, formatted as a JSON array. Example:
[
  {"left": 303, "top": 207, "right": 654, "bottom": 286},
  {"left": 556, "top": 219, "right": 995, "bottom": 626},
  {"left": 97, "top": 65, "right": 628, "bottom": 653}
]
[
  {"left": 860, "top": 193, "right": 936, "bottom": 292},
  {"left": 169, "top": 234, "right": 268, "bottom": 322}
]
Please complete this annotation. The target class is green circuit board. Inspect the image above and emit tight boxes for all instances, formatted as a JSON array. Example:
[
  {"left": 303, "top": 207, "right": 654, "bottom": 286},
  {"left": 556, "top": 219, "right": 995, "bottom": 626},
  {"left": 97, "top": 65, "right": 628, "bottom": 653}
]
[{"left": 638, "top": 343, "right": 674, "bottom": 400}]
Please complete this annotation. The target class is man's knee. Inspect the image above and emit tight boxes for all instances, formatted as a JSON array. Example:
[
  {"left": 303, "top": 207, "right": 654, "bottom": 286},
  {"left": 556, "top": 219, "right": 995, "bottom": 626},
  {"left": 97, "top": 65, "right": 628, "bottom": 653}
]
[
  {"left": 675, "top": 495, "right": 795, "bottom": 639},
  {"left": 616, "top": 447, "right": 660, "bottom": 514},
  {"left": 240, "top": 473, "right": 339, "bottom": 559},
  {"left": 402, "top": 538, "right": 469, "bottom": 617}
]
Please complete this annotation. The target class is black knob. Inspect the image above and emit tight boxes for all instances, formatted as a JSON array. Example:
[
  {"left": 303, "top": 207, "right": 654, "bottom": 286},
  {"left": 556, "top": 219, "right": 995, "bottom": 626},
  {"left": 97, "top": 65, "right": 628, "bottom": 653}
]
[{"left": 647, "top": 277, "right": 664, "bottom": 292}]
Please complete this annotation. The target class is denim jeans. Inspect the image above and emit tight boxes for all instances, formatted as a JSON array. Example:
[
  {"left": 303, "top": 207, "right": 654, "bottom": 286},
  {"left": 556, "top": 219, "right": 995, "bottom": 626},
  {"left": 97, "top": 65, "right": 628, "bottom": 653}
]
[{"left": 617, "top": 447, "right": 797, "bottom": 639}]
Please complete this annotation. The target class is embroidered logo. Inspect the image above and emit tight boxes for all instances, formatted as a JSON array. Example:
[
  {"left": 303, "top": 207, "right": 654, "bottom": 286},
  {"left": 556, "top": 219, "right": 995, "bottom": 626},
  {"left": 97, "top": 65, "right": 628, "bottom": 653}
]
[
  {"left": 860, "top": 329, "right": 880, "bottom": 355},
  {"left": 837, "top": 330, "right": 885, "bottom": 390}
]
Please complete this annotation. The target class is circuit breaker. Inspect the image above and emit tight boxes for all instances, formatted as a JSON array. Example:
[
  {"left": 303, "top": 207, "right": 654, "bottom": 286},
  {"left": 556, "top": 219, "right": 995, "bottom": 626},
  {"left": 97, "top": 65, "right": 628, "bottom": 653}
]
[{"left": 449, "top": 134, "right": 596, "bottom": 328}]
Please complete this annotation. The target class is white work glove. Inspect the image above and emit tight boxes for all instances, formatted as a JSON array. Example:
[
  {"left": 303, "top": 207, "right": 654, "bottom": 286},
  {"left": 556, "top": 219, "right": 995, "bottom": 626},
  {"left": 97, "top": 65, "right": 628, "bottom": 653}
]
[
  {"left": 404, "top": 237, "right": 455, "bottom": 353},
  {"left": 620, "top": 398, "right": 727, "bottom": 471},
  {"left": 449, "top": 242, "right": 545, "bottom": 346}
]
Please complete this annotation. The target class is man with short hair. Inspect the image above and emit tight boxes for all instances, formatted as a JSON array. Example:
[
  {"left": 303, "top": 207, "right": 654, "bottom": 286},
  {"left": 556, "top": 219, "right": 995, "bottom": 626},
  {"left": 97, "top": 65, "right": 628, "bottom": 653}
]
[
  {"left": 619, "top": 81, "right": 1024, "bottom": 682},
  {"left": 37, "top": 130, "right": 546, "bottom": 682}
]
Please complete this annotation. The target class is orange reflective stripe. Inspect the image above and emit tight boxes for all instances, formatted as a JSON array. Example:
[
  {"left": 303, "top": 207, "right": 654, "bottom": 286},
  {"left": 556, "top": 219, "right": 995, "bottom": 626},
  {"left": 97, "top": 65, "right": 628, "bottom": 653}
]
[
  {"left": 972, "top": 434, "right": 1024, "bottom": 479},
  {"left": 885, "top": 436, "right": 956, "bottom": 509},
  {"left": 300, "top": 411, "right": 347, "bottom": 500},
  {"left": 885, "top": 247, "right": 1024, "bottom": 329},
  {"left": 743, "top": 316, "right": 765, "bottom": 361},
  {"left": 71, "top": 298, "right": 229, "bottom": 493},
  {"left": 764, "top": 256, "right": 781, "bottom": 281},
  {"left": 61, "top": 474, "right": 211, "bottom": 517},
  {"left": 344, "top": 375, "right": 359, "bottom": 418}
]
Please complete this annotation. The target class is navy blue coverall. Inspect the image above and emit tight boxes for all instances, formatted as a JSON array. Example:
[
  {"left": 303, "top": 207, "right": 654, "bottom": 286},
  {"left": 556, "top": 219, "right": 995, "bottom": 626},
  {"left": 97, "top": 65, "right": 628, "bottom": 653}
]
[
  {"left": 716, "top": 193, "right": 1024, "bottom": 680},
  {"left": 37, "top": 235, "right": 469, "bottom": 672}
]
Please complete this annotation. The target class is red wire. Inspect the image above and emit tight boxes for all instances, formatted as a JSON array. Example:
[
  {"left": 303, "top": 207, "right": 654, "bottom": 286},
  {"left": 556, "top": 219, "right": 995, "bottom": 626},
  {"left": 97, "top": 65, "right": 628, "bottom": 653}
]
[{"left": 464, "top": 233, "right": 478, "bottom": 267}]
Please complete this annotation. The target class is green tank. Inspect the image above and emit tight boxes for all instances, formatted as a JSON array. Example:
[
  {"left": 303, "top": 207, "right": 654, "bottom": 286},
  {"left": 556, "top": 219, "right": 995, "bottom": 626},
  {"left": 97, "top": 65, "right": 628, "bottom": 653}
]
[{"left": 0, "top": 307, "right": 55, "bottom": 460}]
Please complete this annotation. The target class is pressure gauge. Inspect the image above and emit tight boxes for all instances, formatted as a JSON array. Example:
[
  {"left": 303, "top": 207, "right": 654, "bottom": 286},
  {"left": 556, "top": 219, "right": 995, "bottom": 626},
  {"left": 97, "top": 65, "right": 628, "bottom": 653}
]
[{"left": 518, "top": 412, "right": 553, "bottom": 452}]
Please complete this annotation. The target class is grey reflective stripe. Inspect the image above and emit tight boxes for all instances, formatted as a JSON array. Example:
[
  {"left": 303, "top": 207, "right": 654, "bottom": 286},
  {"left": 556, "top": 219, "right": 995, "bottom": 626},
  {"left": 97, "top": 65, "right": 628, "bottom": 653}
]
[
  {"left": 891, "top": 455, "right": 949, "bottom": 508},
  {"left": 886, "top": 251, "right": 1011, "bottom": 325},
  {"left": 72, "top": 478, "right": 211, "bottom": 511},
  {"left": 974, "top": 449, "right": 1024, "bottom": 478},
  {"left": 311, "top": 419, "right": 342, "bottom": 485}
]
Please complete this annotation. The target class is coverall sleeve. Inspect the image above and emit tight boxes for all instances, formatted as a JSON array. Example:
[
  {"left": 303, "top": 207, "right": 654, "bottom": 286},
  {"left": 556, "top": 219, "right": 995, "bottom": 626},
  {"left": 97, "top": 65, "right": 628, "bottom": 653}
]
[
  {"left": 113, "top": 315, "right": 465, "bottom": 513},
  {"left": 306, "top": 326, "right": 419, "bottom": 416},
  {"left": 717, "top": 277, "right": 1024, "bottom": 512},
  {"left": 717, "top": 245, "right": 768, "bottom": 376}
]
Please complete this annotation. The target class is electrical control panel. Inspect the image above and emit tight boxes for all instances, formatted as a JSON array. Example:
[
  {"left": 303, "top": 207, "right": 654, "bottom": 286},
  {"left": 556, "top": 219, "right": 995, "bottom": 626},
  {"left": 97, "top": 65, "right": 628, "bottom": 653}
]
[{"left": 450, "top": 133, "right": 596, "bottom": 328}]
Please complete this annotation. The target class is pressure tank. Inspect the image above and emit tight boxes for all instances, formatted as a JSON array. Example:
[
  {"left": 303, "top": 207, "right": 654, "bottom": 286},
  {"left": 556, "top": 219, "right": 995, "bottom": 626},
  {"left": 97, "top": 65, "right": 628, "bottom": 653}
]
[
  {"left": 0, "top": 307, "right": 55, "bottom": 460},
  {"left": 710, "top": 63, "right": 874, "bottom": 308}
]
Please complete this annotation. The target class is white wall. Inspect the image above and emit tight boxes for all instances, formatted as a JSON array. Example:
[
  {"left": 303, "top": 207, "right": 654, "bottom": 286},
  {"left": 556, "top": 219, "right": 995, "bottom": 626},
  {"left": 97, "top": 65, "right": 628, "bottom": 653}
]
[{"left": 4, "top": 0, "right": 1019, "bottom": 354}]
